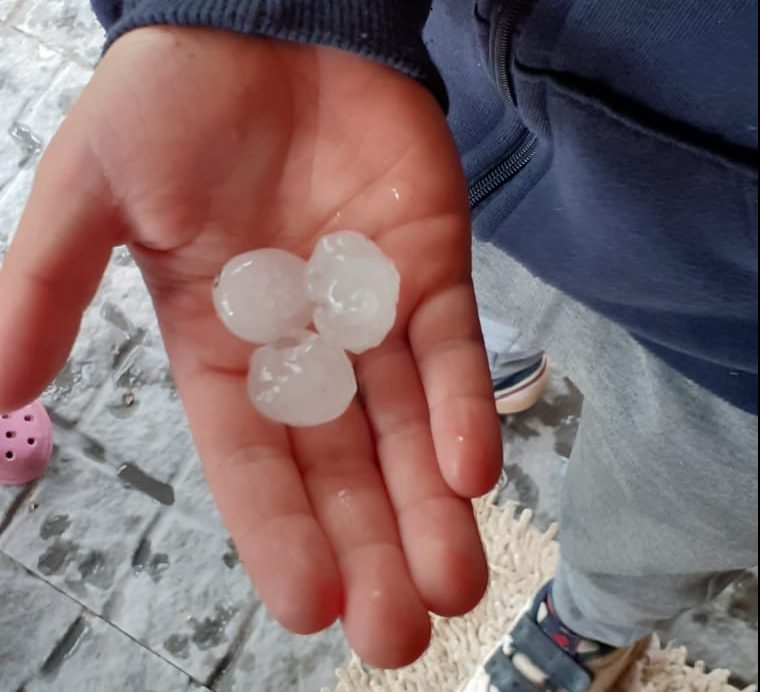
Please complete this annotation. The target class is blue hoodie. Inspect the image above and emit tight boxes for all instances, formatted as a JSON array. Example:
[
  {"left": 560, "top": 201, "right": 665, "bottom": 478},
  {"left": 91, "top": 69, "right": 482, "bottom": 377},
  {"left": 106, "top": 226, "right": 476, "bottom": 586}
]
[{"left": 91, "top": 0, "right": 759, "bottom": 414}]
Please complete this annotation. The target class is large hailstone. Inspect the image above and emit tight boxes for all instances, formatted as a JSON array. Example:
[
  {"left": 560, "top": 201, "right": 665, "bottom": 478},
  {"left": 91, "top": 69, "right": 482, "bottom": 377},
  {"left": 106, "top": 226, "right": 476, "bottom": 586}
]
[
  {"left": 213, "top": 249, "right": 312, "bottom": 344},
  {"left": 305, "top": 231, "right": 401, "bottom": 354},
  {"left": 248, "top": 330, "right": 357, "bottom": 427}
]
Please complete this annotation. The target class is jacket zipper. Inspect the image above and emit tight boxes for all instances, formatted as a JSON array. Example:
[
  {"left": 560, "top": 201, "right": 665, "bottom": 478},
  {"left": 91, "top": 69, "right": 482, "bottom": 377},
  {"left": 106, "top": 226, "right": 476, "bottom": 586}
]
[
  {"left": 468, "top": 132, "right": 538, "bottom": 209},
  {"left": 491, "top": 0, "right": 530, "bottom": 105}
]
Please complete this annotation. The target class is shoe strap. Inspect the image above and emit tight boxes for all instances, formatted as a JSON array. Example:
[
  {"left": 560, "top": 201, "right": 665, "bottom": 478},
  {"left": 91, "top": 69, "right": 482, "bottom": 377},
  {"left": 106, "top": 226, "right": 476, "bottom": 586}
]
[
  {"left": 510, "top": 614, "right": 593, "bottom": 692},
  {"left": 484, "top": 647, "right": 543, "bottom": 692}
]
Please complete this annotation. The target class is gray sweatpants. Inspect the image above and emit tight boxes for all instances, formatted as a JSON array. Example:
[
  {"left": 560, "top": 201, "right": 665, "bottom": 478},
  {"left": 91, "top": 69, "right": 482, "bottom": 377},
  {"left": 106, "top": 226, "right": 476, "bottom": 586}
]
[{"left": 473, "top": 240, "right": 758, "bottom": 648}]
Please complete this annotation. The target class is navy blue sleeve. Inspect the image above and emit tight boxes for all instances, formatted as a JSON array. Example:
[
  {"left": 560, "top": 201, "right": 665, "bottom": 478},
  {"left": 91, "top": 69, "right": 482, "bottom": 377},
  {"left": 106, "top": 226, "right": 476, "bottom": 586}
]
[{"left": 89, "top": 0, "right": 447, "bottom": 108}]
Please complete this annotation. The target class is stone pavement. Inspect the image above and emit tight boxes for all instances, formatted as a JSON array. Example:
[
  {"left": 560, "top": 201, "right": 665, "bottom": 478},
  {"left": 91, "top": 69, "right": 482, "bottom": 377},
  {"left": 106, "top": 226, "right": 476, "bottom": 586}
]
[{"left": 0, "top": 1, "right": 756, "bottom": 690}]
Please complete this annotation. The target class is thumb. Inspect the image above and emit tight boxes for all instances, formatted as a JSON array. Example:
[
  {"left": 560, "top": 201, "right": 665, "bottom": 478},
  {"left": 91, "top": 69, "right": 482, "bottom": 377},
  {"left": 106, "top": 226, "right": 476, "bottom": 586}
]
[{"left": 0, "top": 121, "right": 123, "bottom": 410}]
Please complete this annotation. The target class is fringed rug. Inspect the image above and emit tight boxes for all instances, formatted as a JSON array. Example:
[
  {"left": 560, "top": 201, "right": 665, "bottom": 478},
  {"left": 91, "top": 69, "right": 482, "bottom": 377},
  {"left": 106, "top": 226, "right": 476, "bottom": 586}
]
[{"left": 329, "top": 499, "right": 756, "bottom": 692}]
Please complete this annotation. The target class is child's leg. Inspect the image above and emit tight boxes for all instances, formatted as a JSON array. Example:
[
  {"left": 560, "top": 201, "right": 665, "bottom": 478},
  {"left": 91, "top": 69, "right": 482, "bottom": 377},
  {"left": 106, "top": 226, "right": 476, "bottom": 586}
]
[
  {"left": 479, "top": 312, "right": 523, "bottom": 358},
  {"left": 480, "top": 312, "right": 543, "bottom": 370},
  {"left": 553, "top": 347, "right": 757, "bottom": 647},
  {"left": 471, "top": 243, "right": 757, "bottom": 689}
]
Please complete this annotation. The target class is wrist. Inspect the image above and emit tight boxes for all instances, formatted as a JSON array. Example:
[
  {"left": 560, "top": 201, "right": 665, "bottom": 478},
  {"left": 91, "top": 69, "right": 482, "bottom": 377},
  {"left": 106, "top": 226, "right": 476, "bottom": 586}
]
[{"left": 94, "top": 0, "right": 448, "bottom": 110}]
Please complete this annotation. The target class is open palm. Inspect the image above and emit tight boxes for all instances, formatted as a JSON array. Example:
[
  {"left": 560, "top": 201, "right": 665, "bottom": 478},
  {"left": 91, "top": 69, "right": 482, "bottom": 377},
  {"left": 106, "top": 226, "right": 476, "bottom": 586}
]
[{"left": 0, "top": 28, "right": 502, "bottom": 667}]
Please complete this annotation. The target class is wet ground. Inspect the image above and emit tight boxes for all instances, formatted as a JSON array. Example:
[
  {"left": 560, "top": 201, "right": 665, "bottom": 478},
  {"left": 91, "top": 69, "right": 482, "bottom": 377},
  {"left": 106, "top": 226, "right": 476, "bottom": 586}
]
[{"left": 0, "top": 1, "right": 757, "bottom": 689}]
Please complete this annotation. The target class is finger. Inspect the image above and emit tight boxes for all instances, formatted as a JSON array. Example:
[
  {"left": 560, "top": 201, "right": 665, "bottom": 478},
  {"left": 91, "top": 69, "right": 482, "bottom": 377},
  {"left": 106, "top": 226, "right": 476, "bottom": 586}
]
[
  {"left": 409, "top": 283, "right": 503, "bottom": 497},
  {"left": 290, "top": 403, "right": 431, "bottom": 669},
  {"left": 0, "top": 123, "right": 122, "bottom": 410},
  {"left": 171, "top": 359, "right": 343, "bottom": 635},
  {"left": 357, "top": 337, "right": 488, "bottom": 617}
]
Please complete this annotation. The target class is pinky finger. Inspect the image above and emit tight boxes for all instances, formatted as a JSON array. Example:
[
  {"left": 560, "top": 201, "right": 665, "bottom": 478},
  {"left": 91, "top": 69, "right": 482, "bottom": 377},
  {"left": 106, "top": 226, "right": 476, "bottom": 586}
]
[{"left": 409, "top": 282, "right": 503, "bottom": 498}]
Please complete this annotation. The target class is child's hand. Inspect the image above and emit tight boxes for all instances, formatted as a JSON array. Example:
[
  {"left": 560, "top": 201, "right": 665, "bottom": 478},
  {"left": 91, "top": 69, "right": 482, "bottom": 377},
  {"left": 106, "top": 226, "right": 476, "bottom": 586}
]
[{"left": 0, "top": 28, "right": 502, "bottom": 667}]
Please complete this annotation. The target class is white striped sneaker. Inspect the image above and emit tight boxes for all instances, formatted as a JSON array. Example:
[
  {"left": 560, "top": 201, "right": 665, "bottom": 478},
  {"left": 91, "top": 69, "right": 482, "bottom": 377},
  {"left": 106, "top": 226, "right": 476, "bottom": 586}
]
[{"left": 492, "top": 353, "right": 550, "bottom": 415}]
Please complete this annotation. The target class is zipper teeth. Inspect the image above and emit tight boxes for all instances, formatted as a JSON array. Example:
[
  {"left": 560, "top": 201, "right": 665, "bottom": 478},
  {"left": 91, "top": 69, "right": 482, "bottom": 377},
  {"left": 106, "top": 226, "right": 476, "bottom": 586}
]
[
  {"left": 492, "top": 0, "right": 528, "bottom": 105},
  {"left": 468, "top": 134, "right": 538, "bottom": 209}
]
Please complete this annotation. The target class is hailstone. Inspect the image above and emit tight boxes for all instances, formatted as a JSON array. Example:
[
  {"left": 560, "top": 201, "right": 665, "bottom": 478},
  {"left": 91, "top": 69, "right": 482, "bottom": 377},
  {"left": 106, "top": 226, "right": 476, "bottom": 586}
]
[
  {"left": 248, "top": 330, "right": 357, "bottom": 427},
  {"left": 305, "top": 231, "right": 400, "bottom": 354},
  {"left": 213, "top": 249, "right": 312, "bottom": 344}
]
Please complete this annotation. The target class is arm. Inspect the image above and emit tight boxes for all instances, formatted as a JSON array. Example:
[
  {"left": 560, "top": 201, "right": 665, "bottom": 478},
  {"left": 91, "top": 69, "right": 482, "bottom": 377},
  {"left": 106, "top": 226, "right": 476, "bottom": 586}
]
[{"left": 0, "top": 9, "right": 500, "bottom": 669}]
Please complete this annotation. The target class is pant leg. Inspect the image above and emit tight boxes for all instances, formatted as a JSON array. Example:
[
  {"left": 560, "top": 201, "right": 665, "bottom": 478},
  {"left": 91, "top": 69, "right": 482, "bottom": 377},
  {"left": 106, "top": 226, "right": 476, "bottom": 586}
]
[
  {"left": 473, "top": 241, "right": 759, "bottom": 647},
  {"left": 480, "top": 313, "right": 523, "bottom": 356},
  {"left": 553, "top": 384, "right": 756, "bottom": 646},
  {"left": 479, "top": 312, "right": 544, "bottom": 379}
]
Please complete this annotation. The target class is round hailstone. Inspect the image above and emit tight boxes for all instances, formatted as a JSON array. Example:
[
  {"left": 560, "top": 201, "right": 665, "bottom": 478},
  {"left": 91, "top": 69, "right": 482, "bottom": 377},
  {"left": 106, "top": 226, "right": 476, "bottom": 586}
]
[
  {"left": 248, "top": 330, "right": 357, "bottom": 427},
  {"left": 305, "top": 231, "right": 400, "bottom": 354},
  {"left": 213, "top": 249, "right": 312, "bottom": 344}
]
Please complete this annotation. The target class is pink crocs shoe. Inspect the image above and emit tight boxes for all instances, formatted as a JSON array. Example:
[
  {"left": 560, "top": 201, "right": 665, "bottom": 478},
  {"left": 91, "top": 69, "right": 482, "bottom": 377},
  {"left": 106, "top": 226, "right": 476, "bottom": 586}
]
[{"left": 0, "top": 401, "right": 53, "bottom": 485}]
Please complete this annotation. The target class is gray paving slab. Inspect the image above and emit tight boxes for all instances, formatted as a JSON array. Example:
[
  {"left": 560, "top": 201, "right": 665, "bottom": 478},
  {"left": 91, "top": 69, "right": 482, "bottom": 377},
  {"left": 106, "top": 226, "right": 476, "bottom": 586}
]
[
  {"left": 218, "top": 609, "right": 348, "bottom": 692},
  {"left": 0, "top": 0, "right": 20, "bottom": 22},
  {"left": 0, "top": 57, "right": 90, "bottom": 239},
  {"left": 0, "top": 25, "right": 62, "bottom": 191},
  {"left": 0, "top": 552, "right": 81, "bottom": 691},
  {"left": 24, "top": 614, "right": 197, "bottom": 692},
  {"left": 108, "top": 508, "right": 256, "bottom": 683},
  {"left": 77, "top": 344, "right": 195, "bottom": 484},
  {"left": 42, "top": 259, "right": 162, "bottom": 424},
  {"left": 12, "top": 0, "right": 104, "bottom": 66},
  {"left": 0, "top": 57, "right": 90, "bottom": 209},
  {"left": 1, "top": 448, "right": 161, "bottom": 613},
  {"left": 0, "top": 481, "right": 27, "bottom": 520},
  {"left": 17, "top": 57, "right": 92, "bottom": 144}
]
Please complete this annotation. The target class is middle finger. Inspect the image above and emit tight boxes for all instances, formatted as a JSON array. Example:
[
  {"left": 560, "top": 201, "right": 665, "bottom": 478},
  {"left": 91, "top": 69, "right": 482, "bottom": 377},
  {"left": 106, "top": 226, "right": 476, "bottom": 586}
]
[{"left": 291, "top": 401, "right": 431, "bottom": 669}]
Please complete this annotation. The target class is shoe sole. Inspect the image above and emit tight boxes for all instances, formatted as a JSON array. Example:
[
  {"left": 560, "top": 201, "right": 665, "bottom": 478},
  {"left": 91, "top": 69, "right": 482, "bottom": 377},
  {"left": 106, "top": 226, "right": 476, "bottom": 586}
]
[
  {"left": 494, "top": 355, "right": 550, "bottom": 416},
  {"left": 458, "top": 587, "right": 539, "bottom": 692}
]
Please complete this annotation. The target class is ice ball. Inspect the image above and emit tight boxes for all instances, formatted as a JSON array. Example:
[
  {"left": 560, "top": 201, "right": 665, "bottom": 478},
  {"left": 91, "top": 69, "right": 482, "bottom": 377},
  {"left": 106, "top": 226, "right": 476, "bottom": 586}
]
[
  {"left": 213, "top": 249, "right": 313, "bottom": 344},
  {"left": 305, "top": 231, "right": 400, "bottom": 354},
  {"left": 248, "top": 330, "right": 357, "bottom": 427}
]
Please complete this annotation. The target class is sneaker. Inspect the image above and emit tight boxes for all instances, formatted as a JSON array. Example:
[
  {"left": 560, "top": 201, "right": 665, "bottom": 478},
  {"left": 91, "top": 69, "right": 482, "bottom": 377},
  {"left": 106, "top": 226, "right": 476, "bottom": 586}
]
[
  {"left": 461, "top": 581, "right": 650, "bottom": 692},
  {"left": 493, "top": 353, "right": 550, "bottom": 415}
]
